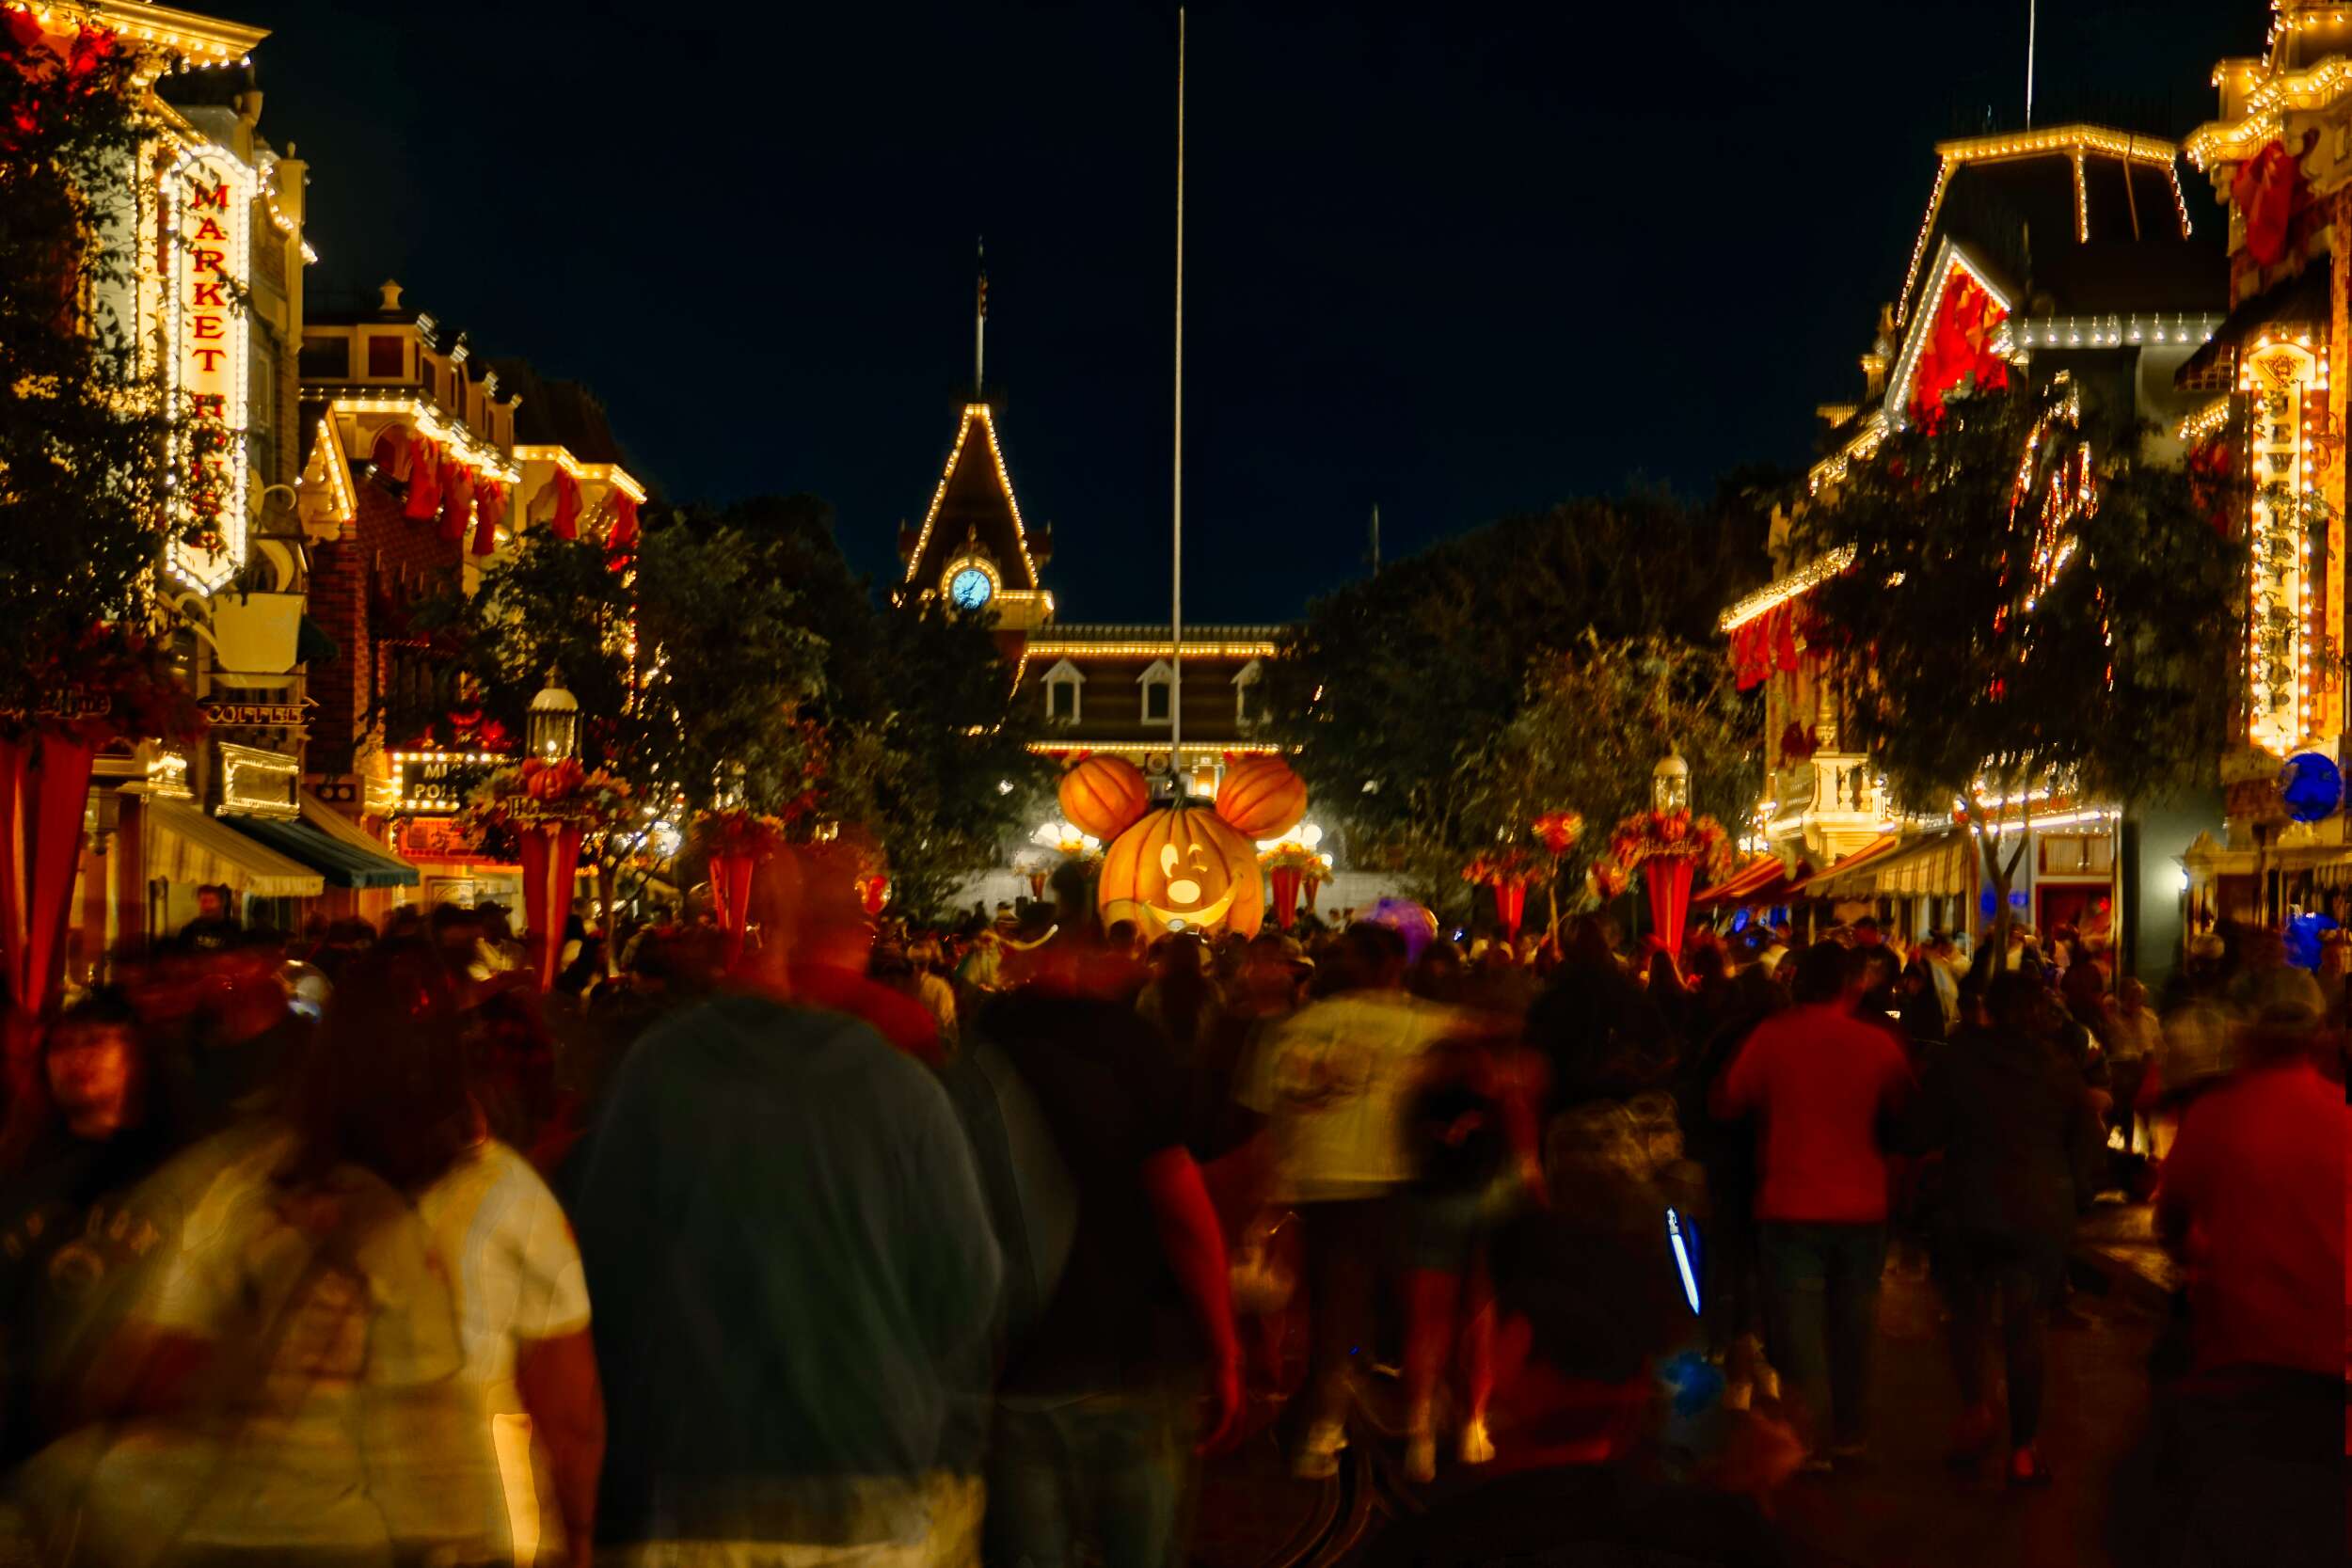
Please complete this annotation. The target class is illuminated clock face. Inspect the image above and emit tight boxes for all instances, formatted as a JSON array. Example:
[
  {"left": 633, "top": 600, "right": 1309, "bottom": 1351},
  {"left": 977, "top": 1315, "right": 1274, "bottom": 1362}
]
[{"left": 948, "top": 567, "right": 993, "bottom": 610}]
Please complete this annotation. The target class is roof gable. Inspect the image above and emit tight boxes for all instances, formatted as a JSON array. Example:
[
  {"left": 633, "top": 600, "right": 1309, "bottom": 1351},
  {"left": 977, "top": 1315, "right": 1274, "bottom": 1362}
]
[{"left": 903, "top": 404, "right": 1041, "bottom": 593}]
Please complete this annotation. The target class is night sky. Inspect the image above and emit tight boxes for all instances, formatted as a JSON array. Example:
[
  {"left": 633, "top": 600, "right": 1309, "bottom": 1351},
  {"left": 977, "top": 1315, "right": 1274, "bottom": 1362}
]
[{"left": 228, "top": 1, "right": 2259, "bottom": 624}]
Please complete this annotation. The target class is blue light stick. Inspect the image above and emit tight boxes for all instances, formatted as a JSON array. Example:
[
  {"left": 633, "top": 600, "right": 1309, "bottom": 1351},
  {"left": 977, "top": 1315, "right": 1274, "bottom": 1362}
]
[{"left": 1666, "top": 1208, "right": 1700, "bottom": 1316}]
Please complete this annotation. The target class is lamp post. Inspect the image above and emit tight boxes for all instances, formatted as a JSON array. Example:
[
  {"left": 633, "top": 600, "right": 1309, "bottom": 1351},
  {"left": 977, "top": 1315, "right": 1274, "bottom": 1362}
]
[
  {"left": 527, "top": 672, "right": 579, "bottom": 762},
  {"left": 1652, "top": 749, "right": 1691, "bottom": 815}
]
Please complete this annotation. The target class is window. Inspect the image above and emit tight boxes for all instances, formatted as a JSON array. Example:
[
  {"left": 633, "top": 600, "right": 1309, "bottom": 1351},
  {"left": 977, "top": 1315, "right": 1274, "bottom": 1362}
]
[
  {"left": 366, "top": 334, "right": 405, "bottom": 379},
  {"left": 1138, "top": 659, "right": 1174, "bottom": 726},
  {"left": 1041, "top": 658, "right": 1084, "bottom": 725},
  {"left": 299, "top": 335, "right": 351, "bottom": 380},
  {"left": 2039, "top": 834, "right": 2114, "bottom": 877},
  {"left": 1232, "top": 658, "right": 1264, "bottom": 727}
]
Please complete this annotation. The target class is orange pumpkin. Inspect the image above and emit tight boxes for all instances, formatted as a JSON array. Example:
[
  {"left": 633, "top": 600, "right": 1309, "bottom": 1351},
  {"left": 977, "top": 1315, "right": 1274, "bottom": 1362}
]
[
  {"left": 1099, "top": 805, "right": 1264, "bottom": 940},
  {"left": 1058, "top": 754, "right": 1152, "bottom": 842},
  {"left": 1214, "top": 754, "right": 1307, "bottom": 840}
]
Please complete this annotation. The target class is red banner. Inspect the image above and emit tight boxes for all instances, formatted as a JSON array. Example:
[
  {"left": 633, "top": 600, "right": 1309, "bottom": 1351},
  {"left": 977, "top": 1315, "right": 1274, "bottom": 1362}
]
[
  {"left": 1645, "top": 856, "right": 1695, "bottom": 963},
  {"left": 1493, "top": 879, "right": 1526, "bottom": 942},
  {"left": 1268, "top": 865, "right": 1301, "bottom": 930},
  {"left": 0, "top": 734, "right": 94, "bottom": 1082},
  {"left": 516, "top": 820, "right": 583, "bottom": 991},
  {"left": 709, "top": 849, "right": 755, "bottom": 969}
]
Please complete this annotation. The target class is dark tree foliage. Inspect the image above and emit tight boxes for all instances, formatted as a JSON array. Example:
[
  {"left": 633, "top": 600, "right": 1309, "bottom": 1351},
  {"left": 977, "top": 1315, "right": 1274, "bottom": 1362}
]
[
  {"left": 1795, "top": 386, "right": 2245, "bottom": 945},
  {"left": 0, "top": 22, "right": 214, "bottom": 698},
  {"left": 1263, "top": 492, "right": 1764, "bottom": 905}
]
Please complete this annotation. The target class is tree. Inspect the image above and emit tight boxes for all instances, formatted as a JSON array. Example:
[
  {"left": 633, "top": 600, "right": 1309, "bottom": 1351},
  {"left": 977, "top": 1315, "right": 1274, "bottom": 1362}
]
[
  {"left": 0, "top": 19, "right": 213, "bottom": 695},
  {"left": 421, "top": 517, "right": 830, "bottom": 898},
  {"left": 1459, "top": 633, "right": 1759, "bottom": 912},
  {"left": 1263, "top": 492, "right": 1764, "bottom": 904},
  {"left": 1795, "top": 386, "right": 2244, "bottom": 949},
  {"left": 719, "top": 495, "right": 1045, "bottom": 921}
]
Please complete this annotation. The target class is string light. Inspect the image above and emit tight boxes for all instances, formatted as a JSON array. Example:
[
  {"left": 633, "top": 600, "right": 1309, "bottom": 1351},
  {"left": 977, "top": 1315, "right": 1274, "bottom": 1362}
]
[
  {"left": 1022, "top": 638, "right": 1280, "bottom": 659},
  {"left": 304, "top": 417, "right": 354, "bottom": 522},
  {"left": 302, "top": 392, "right": 521, "bottom": 484},
  {"left": 1896, "top": 126, "right": 2188, "bottom": 325},
  {"left": 511, "top": 445, "right": 647, "bottom": 504},
  {"left": 2176, "top": 396, "right": 2233, "bottom": 444},
  {"left": 901, "top": 404, "right": 1041, "bottom": 588},
  {"left": 2186, "top": 56, "right": 2352, "bottom": 168},
  {"left": 2237, "top": 334, "right": 2328, "bottom": 752},
  {"left": 1719, "top": 547, "right": 1855, "bottom": 631}
]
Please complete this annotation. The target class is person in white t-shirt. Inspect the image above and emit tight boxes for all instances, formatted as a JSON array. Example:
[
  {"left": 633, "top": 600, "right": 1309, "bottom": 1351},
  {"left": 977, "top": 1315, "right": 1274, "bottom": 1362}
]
[
  {"left": 25, "top": 943, "right": 602, "bottom": 1568},
  {"left": 1237, "top": 923, "right": 1460, "bottom": 1478}
]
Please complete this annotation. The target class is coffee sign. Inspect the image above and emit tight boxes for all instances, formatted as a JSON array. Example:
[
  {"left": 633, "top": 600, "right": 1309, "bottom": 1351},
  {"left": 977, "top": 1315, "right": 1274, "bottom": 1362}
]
[{"left": 164, "top": 146, "right": 251, "bottom": 595}]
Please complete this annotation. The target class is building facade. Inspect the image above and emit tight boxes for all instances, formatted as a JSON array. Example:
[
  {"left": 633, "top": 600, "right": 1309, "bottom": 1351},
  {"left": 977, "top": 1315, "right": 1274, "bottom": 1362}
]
[
  {"left": 2178, "top": 3, "right": 2352, "bottom": 933},
  {"left": 1716, "top": 124, "right": 2224, "bottom": 974}
]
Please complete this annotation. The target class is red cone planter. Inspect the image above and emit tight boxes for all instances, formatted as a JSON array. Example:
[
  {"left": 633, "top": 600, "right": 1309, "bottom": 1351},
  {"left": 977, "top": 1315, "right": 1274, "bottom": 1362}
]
[
  {"left": 0, "top": 734, "right": 94, "bottom": 1082},
  {"left": 517, "top": 821, "right": 584, "bottom": 991},
  {"left": 1493, "top": 879, "right": 1526, "bottom": 942},
  {"left": 1645, "top": 856, "right": 1695, "bottom": 962},
  {"left": 709, "top": 849, "right": 755, "bottom": 968},
  {"left": 1268, "top": 865, "right": 1302, "bottom": 930}
]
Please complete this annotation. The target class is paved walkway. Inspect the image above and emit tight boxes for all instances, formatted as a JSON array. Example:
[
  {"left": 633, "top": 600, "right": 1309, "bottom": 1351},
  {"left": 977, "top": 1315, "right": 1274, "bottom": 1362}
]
[{"left": 1191, "top": 1216, "right": 2169, "bottom": 1568}]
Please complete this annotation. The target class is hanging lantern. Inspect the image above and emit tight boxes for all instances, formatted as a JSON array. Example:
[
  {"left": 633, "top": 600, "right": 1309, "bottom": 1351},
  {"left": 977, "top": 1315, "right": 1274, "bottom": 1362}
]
[
  {"left": 527, "top": 672, "right": 580, "bottom": 762},
  {"left": 857, "top": 870, "right": 891, "bottom": 917},
  {"left": 1652, "top": 751, "right": 1691, "bottom": 815}
]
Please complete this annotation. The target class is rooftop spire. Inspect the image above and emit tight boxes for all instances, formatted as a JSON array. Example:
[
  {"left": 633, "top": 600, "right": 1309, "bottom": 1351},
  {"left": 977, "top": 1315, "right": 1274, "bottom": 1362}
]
[{"left": 975, "top": 236, "right": 988, "bottom": 398}]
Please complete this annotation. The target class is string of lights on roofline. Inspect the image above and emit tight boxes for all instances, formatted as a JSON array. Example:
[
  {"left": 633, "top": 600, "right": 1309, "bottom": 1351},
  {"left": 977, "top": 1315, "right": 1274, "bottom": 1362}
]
[
  {"left": 1893, "top": 127, "right": 2193, "bottom": 328},
  {"left": 900, "top": 404, "right": 1041, "bottom": 588}
]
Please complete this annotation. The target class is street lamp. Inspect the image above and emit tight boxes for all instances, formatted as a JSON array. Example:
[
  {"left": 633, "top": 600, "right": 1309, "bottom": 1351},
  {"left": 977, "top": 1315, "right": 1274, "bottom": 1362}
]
[
  {"left": 528, "top": 671, "right": 580, "bottom": 761},
  {"left": 1652, "top": 750, "right": 1690, "bottom": 815}
]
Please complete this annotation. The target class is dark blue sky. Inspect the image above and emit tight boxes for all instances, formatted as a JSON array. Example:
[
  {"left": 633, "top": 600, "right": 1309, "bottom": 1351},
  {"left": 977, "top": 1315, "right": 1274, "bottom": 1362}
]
[{"left": 230, "top": 0, "right": 2257, "bottom": 623}]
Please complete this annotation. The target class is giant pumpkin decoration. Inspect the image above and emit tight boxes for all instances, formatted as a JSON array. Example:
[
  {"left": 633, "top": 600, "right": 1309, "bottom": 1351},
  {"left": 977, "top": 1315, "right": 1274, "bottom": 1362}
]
[
  {"left": 1214, "top": 754, "right": 1307, "bottom": 840},
  {"left": 1099, "top": 804, "right": 1264, "bottom": 940},
  {"left": 1058, "top": 754, "right": 1152, "bottom": 843}
]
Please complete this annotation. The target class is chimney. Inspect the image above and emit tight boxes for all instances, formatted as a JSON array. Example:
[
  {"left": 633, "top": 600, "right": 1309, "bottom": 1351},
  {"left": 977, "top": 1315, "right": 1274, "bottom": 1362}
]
[{"left": 377, "top": 279, "right": 404, "bottom": 313}]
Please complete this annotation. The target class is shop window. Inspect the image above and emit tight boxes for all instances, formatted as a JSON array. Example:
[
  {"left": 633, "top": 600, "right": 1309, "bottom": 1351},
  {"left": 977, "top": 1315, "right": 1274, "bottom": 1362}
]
[{"left": 366, "top": 334, "right": 405, "bottom": 379}]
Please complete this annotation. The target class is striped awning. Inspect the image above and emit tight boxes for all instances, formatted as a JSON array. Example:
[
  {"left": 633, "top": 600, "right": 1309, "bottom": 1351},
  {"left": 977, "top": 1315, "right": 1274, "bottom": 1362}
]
[
  {"left": 1786, "top": 832, "right": 1903, "bottom": 900},
  {"left": 1872, "top": 831, "right": 1976, "bottom": 898},
  {"left": 148, "top": 798, "right": 324, "bottom": 898},
  {"left": 1694, "top": 854, "right": 1790, "bottom": 907}
]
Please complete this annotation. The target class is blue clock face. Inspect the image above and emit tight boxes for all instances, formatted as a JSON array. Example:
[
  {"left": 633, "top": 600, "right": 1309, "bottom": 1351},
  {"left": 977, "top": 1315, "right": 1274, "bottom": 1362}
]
[{"left": 949, "top": 567, "right": 993, "bottom": 610}]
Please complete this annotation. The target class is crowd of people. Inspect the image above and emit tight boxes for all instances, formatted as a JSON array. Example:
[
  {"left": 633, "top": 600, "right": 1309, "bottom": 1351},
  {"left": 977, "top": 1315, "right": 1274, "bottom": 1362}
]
[{"left": 0, "top": 859, "right": 2337, "bottom": 1567}]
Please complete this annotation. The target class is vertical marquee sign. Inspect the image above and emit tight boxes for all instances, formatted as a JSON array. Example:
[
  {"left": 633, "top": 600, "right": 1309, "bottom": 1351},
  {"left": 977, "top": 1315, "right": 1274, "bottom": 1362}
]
[
  {"left": 162, "top": 146, "right": 252, "bottom": 594},
  {"left": 2241, "top": 339, "right": 2329, "bottom": 755}
]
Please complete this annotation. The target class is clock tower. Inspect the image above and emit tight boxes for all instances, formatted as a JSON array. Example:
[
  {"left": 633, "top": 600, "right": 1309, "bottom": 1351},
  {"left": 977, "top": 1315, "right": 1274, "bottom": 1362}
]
[{"left": 896, "top": 398, "right": 1055, "bottom": 632}]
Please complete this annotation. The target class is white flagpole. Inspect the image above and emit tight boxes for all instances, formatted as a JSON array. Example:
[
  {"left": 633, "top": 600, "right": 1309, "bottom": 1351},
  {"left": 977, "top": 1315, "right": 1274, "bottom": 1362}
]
[
  {"left": 2026, "top": 0, "right": 2036, "bottom": 129},
  {"left": 1171, "top": 7, "right": 1185, "bottom": 786}
]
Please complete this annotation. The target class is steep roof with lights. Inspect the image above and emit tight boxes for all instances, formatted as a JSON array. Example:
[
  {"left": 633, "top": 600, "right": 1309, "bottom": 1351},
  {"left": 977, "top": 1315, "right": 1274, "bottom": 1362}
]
[
  {"left": 1892, "top": 125, "right": 2212, "bottom": 330},
  {"left": 902, "top": 402, "right": 1042, "bottom": 592}
]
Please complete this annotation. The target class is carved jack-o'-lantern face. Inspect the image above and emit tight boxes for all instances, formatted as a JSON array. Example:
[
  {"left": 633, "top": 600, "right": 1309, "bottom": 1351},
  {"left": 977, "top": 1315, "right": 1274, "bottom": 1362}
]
[{"left": 1099, "top": 805, "right": 1263, "bottom": 940}]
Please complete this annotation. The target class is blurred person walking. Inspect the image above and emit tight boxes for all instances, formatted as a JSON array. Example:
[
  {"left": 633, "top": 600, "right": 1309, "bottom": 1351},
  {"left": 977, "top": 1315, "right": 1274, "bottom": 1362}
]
[
  {"left": 1910, "top": 972, "right": 2106, "bottom": 1485},
  {"left": 1710, "top": 943, "right": 1915, "bottom": 1469},
  {"left": 1236, "top": 923, "right": 1460, "bottom": 1479},
  {"left": 959, "top": 928, "right": 1243, "bottom": 1568},
  {"left": 570, "top": 851, "right": 1001, "bottom": 1567}
]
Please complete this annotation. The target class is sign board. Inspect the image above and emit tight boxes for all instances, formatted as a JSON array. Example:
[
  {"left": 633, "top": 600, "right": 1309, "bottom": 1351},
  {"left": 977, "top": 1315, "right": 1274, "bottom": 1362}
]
[
  {"left": 199, "top": 699, "right": 312, "bottom": 728},
  {"left": 163, "top": 145, "right": 252, "bottom": 594},
  {"left": 388, "top": 751, "right": 505, "bottom": 816}
]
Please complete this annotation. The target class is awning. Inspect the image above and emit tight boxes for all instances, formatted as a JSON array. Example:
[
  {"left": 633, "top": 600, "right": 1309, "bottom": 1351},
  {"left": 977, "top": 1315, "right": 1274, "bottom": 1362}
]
[
  {"left": 1785, "top": 832, "right": 1903, "bottom": 900},
  {"left": 1694, "top": 854, "right": 1791, "bottom": 907},
  {"left": 1871, "top": 831, "right": 1977, "bottom": 898},
  {"left": 224, "top": 794, "right": 419, "bottom": 890},
  {"left": 148, "top": 798, "right": 325, "bottom": 898},
  {"left": 2176, "top": 266, "right": 2330, "bottom": 387}
]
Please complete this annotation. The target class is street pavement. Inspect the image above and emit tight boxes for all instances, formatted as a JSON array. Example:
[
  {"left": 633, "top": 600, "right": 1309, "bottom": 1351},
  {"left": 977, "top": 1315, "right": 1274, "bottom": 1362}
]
[{"left": 1191, "top": 1208, "right": 2170, "bottom": 1568}]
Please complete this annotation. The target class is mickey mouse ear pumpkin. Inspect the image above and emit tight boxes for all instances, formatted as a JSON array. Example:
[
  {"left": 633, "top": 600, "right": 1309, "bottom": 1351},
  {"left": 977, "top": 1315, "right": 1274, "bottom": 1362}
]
[
  {"left": 1214, "top": 754, "right": 1306, "bottom": 840},
  {"left": 1057, "top": 753, "right": 1152, "bottom": 842}
]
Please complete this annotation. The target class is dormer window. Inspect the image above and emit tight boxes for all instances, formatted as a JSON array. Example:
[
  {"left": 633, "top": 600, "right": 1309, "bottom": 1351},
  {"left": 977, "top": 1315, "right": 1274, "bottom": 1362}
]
[
  {"left": 1138, "top": 659, "right": 1175, "bottom": 726},
  {"left": 1233, "top": 658, "right": 1264, "bottom": 728},
  {"left": 1042, "top": 658, "right": 1084, "bottom": 726}
]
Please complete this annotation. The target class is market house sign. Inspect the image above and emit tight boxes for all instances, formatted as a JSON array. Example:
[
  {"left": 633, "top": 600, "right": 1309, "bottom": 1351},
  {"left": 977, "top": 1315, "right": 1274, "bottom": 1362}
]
[
  {"left": 388, "top": 751, "right": 506, "bottom": 816},
  {"left": 163, "top": 146, "right": 252, "bottom": 595}
]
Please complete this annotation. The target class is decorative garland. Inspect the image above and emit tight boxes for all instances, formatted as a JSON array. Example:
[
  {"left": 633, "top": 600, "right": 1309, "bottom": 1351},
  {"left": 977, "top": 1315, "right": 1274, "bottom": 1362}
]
[
  {"left": 693, "top": 807, "right": 789, "bottom": 862},
  {"left": 463, "top": 755, "right": 635, "bottom": 833},
  {"left": 1, "top": 625, "right": 205, "bottom": 746},
  {"left": 1590, "top": 808, "right": 1733, "bottom": 896}
]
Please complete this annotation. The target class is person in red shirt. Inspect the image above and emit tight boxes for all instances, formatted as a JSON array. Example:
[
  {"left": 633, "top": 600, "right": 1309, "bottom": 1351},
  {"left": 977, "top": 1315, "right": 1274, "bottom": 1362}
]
[
  {"left": 1711, "top": 942, "right": 1915, "bottom": 1467},
  {"left": 2155, "top": 972, "right": 2348, "bottom": 1383}
]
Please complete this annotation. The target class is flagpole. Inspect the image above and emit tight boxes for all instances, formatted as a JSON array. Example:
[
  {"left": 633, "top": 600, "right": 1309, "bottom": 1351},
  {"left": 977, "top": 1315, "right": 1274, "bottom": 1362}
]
[
  {"left": 975, "top": 236, "right": 987, "bottom": 395},
  {"left": 1170, "top": 6, "right": 1185, "bottom": 786}
]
